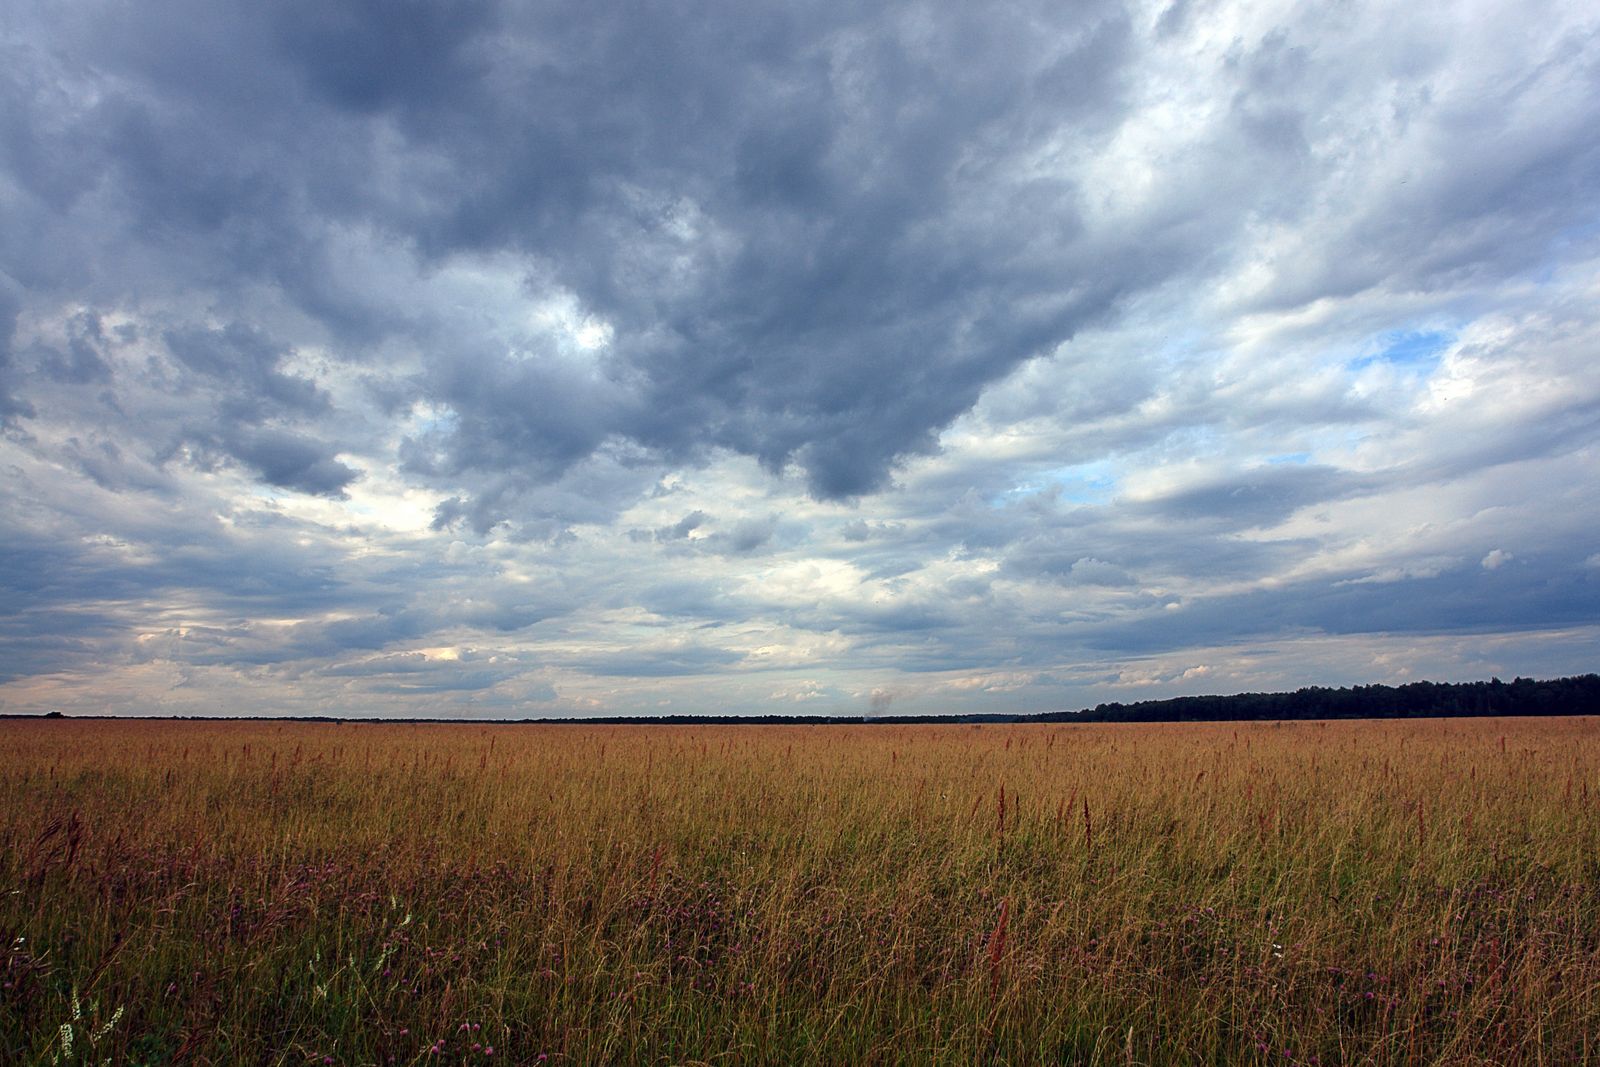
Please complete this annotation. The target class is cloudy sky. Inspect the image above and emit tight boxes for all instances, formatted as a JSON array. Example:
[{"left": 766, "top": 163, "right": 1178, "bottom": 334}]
[{"left": 2, "top": 0, "right": 1598, "bottom": 719}]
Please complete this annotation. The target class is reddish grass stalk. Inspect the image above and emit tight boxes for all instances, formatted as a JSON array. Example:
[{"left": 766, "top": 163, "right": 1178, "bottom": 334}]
[
  {"left": 988, "top": 897, "right": 1009, "bottom": 994},
  {"left": 647, "top": 844, "right": 665, "bottom": 896}
]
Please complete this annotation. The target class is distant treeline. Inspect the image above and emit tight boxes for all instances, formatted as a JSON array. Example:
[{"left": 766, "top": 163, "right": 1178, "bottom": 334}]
[
  {"left": 598, "top": 674, "right": 1600, "bottom": 724},
  {"left": 698, "top": 674, "right": 1600, "bottom": 725},
  {"left": 1035, "top": 674, "right": 1600, "bottom": 724},
  {"left": 7, "top": 674, "right": 1596, "bottom": 724}
]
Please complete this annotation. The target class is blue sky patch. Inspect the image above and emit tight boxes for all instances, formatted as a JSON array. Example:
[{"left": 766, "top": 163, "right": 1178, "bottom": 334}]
[{"left": 1352, "top": 329, "right": 1454, "bottom": 371}]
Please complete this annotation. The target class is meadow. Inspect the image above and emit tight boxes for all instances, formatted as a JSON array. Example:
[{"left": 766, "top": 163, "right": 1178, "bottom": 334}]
[{"left": 2, "top": 716, "right": 1597, "bottom": 1065}]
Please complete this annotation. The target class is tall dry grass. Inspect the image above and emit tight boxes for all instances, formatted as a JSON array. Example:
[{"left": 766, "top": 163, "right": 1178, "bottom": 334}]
[{"left": 2, "top": 717, "right": 1597, "bottom": 1064}]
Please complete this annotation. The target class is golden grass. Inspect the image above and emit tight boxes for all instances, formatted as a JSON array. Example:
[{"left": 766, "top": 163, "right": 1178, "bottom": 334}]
[{"left": 2, "top": 716, "right": 1597, "bottom": 1064}]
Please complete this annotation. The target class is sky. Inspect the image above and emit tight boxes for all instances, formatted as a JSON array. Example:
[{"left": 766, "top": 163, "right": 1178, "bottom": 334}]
[{"left": 2, "top": 0, "right": 1598, "bottom": 719}]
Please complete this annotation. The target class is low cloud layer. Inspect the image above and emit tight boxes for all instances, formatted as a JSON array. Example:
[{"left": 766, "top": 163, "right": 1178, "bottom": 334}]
[{"left": 2, "top": 0, "right": 1598, "bottom": 717}]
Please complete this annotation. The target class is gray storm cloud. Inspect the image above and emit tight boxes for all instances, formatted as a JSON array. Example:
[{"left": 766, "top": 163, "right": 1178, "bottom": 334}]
[{"left": 1, "top": 0, "right": 1598, "bottom": 717}]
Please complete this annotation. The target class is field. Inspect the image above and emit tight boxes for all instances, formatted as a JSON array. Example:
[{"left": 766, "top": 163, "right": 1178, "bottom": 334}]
[{"left": 2, "top": 717, "right": 1598, "bottom": 1065}]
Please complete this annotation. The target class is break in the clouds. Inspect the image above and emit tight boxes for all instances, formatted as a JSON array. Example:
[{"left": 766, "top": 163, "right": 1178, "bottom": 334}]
[{"left": 2, "top": 0, "right": 1598, "bottom": 718}]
